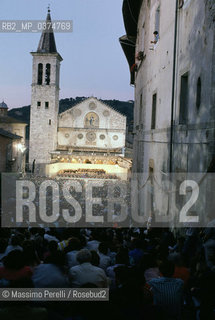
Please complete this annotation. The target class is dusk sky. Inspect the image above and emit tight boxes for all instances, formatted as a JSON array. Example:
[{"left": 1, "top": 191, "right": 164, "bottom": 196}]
[{"left": 0, "top": 0, "right": 134, "bottom": 109}]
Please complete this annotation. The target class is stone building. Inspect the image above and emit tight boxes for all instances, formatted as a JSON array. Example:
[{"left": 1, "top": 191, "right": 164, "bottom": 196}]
[
  {"left": 29, "top": 10, "right": 129, "bottom": 179},
  {"left": 0, "top": 101, "right": 27, "bottom": 172},
  {"left": 120, "top": 0, "right": 215, "bottom": 218}
]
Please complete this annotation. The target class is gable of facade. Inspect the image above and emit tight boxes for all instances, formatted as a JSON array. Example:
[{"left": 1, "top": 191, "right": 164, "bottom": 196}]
[{"left": 58, "top": 97, "right": 126, "bottom": 151}]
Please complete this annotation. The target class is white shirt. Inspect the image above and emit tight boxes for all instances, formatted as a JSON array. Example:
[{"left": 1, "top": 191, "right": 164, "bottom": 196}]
[{"left": 69, "top": 262, "right": 108, "bottom": 288}]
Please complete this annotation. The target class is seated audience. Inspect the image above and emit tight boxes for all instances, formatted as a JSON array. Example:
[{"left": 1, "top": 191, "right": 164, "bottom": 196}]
[{"left": 69, "top": 249, "right": 108, "bottom": 287}]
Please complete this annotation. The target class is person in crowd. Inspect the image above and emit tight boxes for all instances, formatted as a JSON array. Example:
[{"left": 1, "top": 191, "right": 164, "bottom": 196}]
[
  {"left": 203, "top": 225, "right": 215, "bottom": 269},
  {"left": 143, "top": 254, "right": 160, "bottom": 282},
  {"left": 86, "top": 230, "right": 100, "bottom": 251},
  {"left": 66, "top": 237, "right": 81, "bottom": 268},
  {"left": 129, "top": 238, "right": 145, "bottom": 266},
  {"left": 98, "top": 242, "right": 111, "bottom": 270},
  {"left": 198, "top": 264, "right": 215, "bottom": 319},
  {"left": 69, "top": 249, "right": 108, "bottom": 287},
  {"left": 106, "top": 247, "right": 129, "bottom": 288},
  {"left": 148, "top": 260, "right": 184, "bottom": 319},
  {"left": 44, "top": 229, "right": 59, "bottom": 243},
  {"left": 29, "top": 228, "right": 45, "bottom": 260},
  {"left": 171, "top": 254, "right": 190, "bottom": 286},
  {"left": 32, "top": 251, "right": 69, "bottom": 288},
  {"left": 4, "top": 235, "right": 23, "bottom": 255},
  {"left": 90, "top": 250, "right": 100, "bottom": 267},
  {"left": 22, "top": 240, "right": 40, "bottom": 267},
  {"left": 0, "top": 250, "right": 32, "bottom": 281},
  {"left": 182, "top": 228, "right": 199, "bottom": 265},
  {"left": 43, "top": 239, "right": 58, "bottom": 261}
]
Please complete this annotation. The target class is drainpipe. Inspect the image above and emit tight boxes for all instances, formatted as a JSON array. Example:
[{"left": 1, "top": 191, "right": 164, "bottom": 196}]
[{"left": 169, "top": 0, "right": 179, "bottom": 173}]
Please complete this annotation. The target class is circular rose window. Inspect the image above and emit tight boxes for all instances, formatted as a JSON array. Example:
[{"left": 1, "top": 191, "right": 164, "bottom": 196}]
[
  {"left": 86, "top": 131, "right": 96, "bottom": 141},
  {"left": 89, "top": 102, "right": 97, "bottom": 110},
  {"left": 103, "top": 110, "right": 110, "bottom": 117},
  {"left": 100, "top": 134, "right": 105, "bottom": 140},
  {"left": 78, "top": 133, "right": 83, "bottom": 139},
  {"left": 113, "top": 135, "right": 118, "bottom": 141}
]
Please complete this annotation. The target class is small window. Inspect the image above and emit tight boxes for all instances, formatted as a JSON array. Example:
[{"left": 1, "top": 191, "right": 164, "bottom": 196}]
[
  {"left": 141, "top": 16, "right": 146, "bottom": 52},
  {"left": 151, "top": 93, "right": 157, "bottom": 129},
  {"left": 49, "top": 119, "right": 51, "bottom": 125},
  {"left": 45, "top": 101, "right": 49, "bottom": 109},
  {"left": 137, "top": 29, "right": 139, "bottom": 46},
  {"left": 142, "top": 23, "right": 145, "bottom": 52},
  {"left": 56, "top": 64, "right": 60, "bottom": 86},
  {"left": 139, "top": 94, "right": 143, "bottom": 125},
  {"left": 181, "top": 0, "right": 190, "bottom": 7},
  {"left": 37, "top": 101, "right": 41, "bottom": 108},
  {"left": 179, "top": 0, "right": 184, "bottom": 8},
  {"left": 45, "top": 63, "right": 51, "bottom": 85},
  {"left": 155, "top": 6, "right": 160, "bottom": 36},
  {"left": 196, "top": 77, "right": 201, "bottom": 111},
  {"left": 137, "top": 141, "right": 144, "bottom": 173},
  {"left": 37, "top": 63, "right": 43, "bottom": 85},
  {"left": 179, "top": 72, "right": 189, "bottom": 124}
]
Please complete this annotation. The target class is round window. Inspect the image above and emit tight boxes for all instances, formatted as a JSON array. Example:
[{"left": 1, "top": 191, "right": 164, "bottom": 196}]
[
  {"left": 103, "top": 110, "right": 110, "bottom": 117},
  {"left": 113, "top": 135, "right": 118, "bottom": 141},
  {"left": 100, "top": 134, "right": 105, "bottom": 140},
  {"left": 86, "top": 131, "right": 96, "bottom": 141},
  {"left": 89, "top": 102, "right": 97, "bottom": 110},
  {"left": 78, "top": 133, "right": 83, "bottom": 139}
]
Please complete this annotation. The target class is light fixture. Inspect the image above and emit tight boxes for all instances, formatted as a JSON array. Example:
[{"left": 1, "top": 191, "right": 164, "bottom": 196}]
[{"left": 17, "top": 143, "right": 26, "bottom": 153}]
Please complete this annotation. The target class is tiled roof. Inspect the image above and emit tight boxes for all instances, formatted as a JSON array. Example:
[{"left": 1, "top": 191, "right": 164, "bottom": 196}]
[{"left": 0, "top": 128, "right": 22, "bottom": 139}]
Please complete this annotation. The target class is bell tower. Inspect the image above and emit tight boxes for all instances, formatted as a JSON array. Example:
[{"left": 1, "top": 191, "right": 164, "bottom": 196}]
[{"left": 29, "top": 8, "right": 63, "bottom": 165}]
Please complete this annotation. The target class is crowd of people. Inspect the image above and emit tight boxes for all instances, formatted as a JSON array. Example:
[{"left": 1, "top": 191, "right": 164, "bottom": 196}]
[
  {"left": 57, "top": 169, "right": 119, "bottom": 180},
  {"left": 0, "top": 227, "right": 214, "bottom": 319}
]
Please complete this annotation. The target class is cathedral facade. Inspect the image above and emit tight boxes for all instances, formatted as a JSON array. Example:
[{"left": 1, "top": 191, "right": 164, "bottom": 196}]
[{"left": 29, "top": 10, "right": 128, "bottom": 178}]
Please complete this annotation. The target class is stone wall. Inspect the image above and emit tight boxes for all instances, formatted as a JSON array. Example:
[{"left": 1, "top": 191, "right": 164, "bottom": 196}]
[
  {"left": 29, "top": 54, "right": 61, "bottom": 164},
  {"left": 133, "top": 0, "right": 215, "bottom": 174},
  {"left": 129, "top": 0, "right": 215, "bottom": 217}
]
